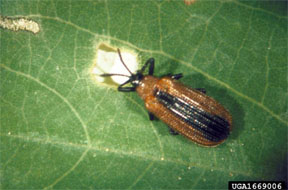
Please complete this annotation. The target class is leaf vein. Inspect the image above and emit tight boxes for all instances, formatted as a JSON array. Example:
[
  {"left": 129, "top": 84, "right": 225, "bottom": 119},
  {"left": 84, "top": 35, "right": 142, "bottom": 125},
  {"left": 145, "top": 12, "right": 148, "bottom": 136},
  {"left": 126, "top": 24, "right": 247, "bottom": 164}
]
[
  {"left": 261, "top": 28, "right": 275, "bottom": 103},
  {"left": 128, "top": 161, "right": 155, "bottom": 189},
  {"left": 1, "top": 133, "right": 257, "bottom": 178},
  {"left": 0, "top": 64, "right": 92, "bottom": 145},
  {"left": 44, "top": 147, "right": 90, "bottom": 189}
]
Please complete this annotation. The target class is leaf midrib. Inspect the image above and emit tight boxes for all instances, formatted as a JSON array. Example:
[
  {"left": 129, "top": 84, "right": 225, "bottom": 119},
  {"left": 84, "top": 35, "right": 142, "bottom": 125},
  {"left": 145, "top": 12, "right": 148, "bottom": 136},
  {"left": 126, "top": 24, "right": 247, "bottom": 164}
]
[{"left": 1, "top": 133, "right": 255, "bottom": 178}]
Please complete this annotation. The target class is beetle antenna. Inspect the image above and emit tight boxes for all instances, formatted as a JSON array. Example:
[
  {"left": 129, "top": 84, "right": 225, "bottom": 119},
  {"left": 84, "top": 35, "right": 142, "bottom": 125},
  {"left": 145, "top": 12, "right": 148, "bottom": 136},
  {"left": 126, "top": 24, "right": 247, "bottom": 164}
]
[
  {"left": 100, "top": 73, "right": 130, "bottom": 77},
  {"left": 117, "top": 48, "right": 133, "bottom": 75}
]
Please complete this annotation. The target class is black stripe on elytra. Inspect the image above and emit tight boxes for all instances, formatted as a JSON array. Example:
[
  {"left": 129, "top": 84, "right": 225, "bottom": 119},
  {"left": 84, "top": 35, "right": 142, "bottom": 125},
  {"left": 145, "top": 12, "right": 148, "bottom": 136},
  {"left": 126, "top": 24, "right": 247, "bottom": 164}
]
[{"left": 155, "top": 90, "right": 230, "bottom": 142}]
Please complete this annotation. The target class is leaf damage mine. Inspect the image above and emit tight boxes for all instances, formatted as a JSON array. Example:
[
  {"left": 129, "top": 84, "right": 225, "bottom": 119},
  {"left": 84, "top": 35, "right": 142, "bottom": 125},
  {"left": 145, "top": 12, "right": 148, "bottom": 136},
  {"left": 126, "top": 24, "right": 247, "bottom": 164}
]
[
  {"left": 92, "top": 43, "right": 139, "bottom": 85},
  {"left": 0, "top": 15, "right": 40, "bottom": 34}
]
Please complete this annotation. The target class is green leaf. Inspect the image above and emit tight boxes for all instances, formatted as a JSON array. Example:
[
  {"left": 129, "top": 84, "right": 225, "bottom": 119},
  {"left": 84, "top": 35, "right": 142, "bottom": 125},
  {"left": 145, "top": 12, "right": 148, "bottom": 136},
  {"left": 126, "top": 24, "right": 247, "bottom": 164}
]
[{"left": 1, "top": 0, "right": 287, "bottom": 189}]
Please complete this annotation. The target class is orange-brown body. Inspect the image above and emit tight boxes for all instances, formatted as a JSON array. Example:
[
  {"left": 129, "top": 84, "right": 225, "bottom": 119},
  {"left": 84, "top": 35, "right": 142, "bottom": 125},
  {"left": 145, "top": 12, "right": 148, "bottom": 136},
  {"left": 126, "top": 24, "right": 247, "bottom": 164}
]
[
  {"left": 101, "top": 49, "right": 232, "bottom": 146},
  {"left": 136, "top": 75, "right": 232, "bottom": 146}
]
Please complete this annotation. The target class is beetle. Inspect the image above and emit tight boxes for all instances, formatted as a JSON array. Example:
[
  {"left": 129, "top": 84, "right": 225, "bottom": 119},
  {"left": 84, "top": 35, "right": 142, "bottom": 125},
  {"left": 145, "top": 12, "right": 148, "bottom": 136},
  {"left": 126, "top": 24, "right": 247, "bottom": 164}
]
[{"left": 101, "top": 49, "right": 232, "bottom": 146}]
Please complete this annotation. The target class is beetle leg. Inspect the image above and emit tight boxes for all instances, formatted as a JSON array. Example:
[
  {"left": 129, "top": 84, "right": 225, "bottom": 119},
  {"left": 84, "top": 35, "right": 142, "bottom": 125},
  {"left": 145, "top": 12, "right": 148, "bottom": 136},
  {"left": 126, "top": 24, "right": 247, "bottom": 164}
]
[
  {"left": 195, "top": 88, "right": 206, "bottom": 94},
  {"left": 169, "top": 128, "right": 179, "bottom": 135},
  {"left": 140, "top": 58, "right": 155, "bottom": 75},
  {"left": 171, "top": 73, "right": 183, "bottom": 80},
  {"left": 163, "top": 73, "right": 183, "bottom": 80},
  {"left": 118, "top": 79, "right": 136, "bottom": 92},
  {"left": 118, "top": 87, "right": 136, "bottom": 92},
  {"left": 148, "top": 112, "right": 155, "bottom": 121}
]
